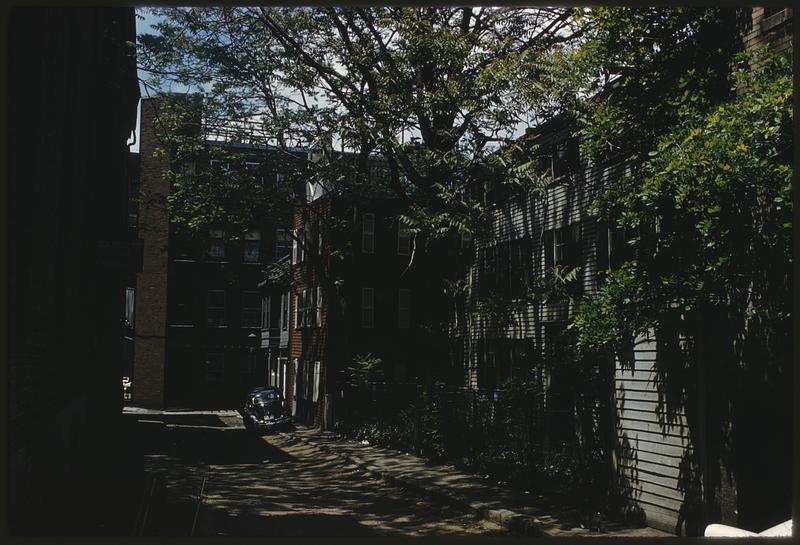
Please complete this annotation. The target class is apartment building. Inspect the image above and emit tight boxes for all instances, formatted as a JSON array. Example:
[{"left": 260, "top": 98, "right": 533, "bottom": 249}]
[
  {"left": 258, "top": 168, "right": 464, "bottom": 427},
  {"left": 132, "top": 97, "right": 299, "bottom": 408}
]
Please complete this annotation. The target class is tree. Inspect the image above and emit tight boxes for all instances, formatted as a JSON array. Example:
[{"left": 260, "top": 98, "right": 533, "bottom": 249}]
[
  {"left": 137, "top": 7, "right": 590, "bottom": 389},
  {"left": 571, "top": 48, "right": 792, "bottom": 531},
  {"left": 137, "top": 7, "right": 587, "bottom": 239}
]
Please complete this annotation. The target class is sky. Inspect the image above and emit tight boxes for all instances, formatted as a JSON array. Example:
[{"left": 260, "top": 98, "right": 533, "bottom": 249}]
[
  {"left": 130, "top": 8, "right": 190, "bottom": 153},
  {"left": 129, "top": 6, "right": 533, "bottom": 153}
]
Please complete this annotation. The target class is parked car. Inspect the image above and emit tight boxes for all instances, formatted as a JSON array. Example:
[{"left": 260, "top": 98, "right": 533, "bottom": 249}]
[{"left": 242, "top": 387, "right": 292, "bottom": 434}]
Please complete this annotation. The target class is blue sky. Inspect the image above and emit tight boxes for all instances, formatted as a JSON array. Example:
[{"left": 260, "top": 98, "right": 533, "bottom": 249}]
[{"left": 131, "top": 8, "right": 190, "bottom": 152}]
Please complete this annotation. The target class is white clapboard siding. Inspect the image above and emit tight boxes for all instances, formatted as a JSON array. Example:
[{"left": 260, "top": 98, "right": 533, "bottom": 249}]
[{"left": 615, "top": 333, "right": 690, "bottom": 534}]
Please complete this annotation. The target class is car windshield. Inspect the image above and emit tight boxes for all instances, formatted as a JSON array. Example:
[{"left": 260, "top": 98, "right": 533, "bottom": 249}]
[{"left": 255, "top": 390, "right": 280, "bottom": 403}]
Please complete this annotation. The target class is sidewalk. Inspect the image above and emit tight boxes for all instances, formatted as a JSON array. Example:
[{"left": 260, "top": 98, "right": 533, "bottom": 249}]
[{"left": 286, "top": 426, "right": 673, "bottom": 538}]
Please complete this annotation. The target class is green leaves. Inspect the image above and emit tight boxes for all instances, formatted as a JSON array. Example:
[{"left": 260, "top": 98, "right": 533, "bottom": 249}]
[
  {"left": 572, "top": 48, "right": 792, "bottom": 362},
  {"left": 138, "top": 7, "right": 589, "bottom": 244}
]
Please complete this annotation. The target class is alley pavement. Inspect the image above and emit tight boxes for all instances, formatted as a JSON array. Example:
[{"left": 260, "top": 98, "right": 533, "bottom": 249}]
[
  {"left": 120, "top": 408, "right": 672, "bottom": 538},
  {"left": 123, "top": 409, "right": 511, "bottom": 537},
  {"left": 283, "top": 426, "right": 674, "bottom": 538}
]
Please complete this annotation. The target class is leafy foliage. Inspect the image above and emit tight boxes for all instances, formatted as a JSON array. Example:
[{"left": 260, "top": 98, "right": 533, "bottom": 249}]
[
  {"left": 573, "top": 49, "right": 792, "bottom": 354},
  {"left": 138, "top": 7, "right": 586, "bottom": 240}
]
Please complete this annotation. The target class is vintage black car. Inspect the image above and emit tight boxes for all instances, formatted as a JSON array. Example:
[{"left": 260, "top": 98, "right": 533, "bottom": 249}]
[{"left": 242, "top": 387, "right": 292, "bottom": 433}]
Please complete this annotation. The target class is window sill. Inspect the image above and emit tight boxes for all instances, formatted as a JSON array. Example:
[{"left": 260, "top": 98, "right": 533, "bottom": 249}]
[
  {"left": 173, "top": 258, "right": 198, "bottom": 263},
  {"left": 169, "top": 324, "right": 195, "bottom": 328},
  {"left": 207, "top": 325, "right": 229, "bottom": 328}
]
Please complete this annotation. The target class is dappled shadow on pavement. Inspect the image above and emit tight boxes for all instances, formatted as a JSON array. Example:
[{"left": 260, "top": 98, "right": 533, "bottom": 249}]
[
  {"left": 167, "top": 426, "right": 297, "bottom": 465},
  {"left": 132, "top": 416, "right": 511, "bottom": 538}
]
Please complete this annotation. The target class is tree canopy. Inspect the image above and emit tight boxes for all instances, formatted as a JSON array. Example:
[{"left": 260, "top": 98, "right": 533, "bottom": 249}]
[{"left": 138, "top": 6, "right": 586, "bottom": 240}]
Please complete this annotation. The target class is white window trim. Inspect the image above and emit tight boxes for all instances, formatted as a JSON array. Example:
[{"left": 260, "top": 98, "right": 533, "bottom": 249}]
[
  {"left": 312, "top": 361, "right": 321, "bottom": 402},
  {"left": 291, "top": 229, "right": 298, "bottom": 264}
]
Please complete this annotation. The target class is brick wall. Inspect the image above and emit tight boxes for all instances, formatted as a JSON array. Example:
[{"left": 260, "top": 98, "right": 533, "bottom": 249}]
[
  {"left": 133, "top": 98, "right": 170, "bottom": 408},
  {"left": 289, "top": 199, "right": 331, "bottom": 425}
]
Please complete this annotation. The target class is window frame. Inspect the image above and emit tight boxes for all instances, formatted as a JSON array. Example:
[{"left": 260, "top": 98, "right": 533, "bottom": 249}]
[
  {"left": 397, "top": 221, "right": 411, "bottom": 256},
  {"left": 207, "top": 290, "right": 226, "bottom": 327},
  {"left": 241, "top": 291, "right": 261, "bottom": 329},
  {"left": 281, "top": 292, "right": 289, "bottom": 331},
  {"left": 361, "top": 287, "right": 374, "bottom": 328},
  {"left": 362, "top": 212, "right": 375, "bottom": 254},
  {"left": 398, "top": 288, "right": 411, "bottom": 329},
  {"left": 312, "top": 361, "right": 321, "bottom": 402}
]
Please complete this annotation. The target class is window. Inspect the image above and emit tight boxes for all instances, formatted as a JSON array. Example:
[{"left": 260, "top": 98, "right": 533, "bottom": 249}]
[
  {"left": 281, "top": 292, "right": 289, "bottom": 331},
  {"left": 243, "top": 231, "right": 261, "bottom": 263},
  {"left": 244, "top": 161, "right": 263, "bottom": 185},
  {"left": 362, "top": 288, "right": 374, "bottom": 328},
  {"left": 295, "top": 288, "right": 320, "bottom": 329},
  {"left": 478, "top": 245, "right": 497, "bottom": 297},
  {"left": 275, "top": 229, "right": 292, "bottom": 259},
  {"left": 397, "top": 221, "right": 411, "bottom": 255},
  {"left": 552, "top": 138, "right": 579, "bottom": 180},
  {"left": 207, "top": 290, "right": 226, "bottom": 327},
  {"left": 460, "top": 231, "right": 472, "bottom": 250},
  {"left": 544, "top": 223, "right": 581, "bottom": 269},
  {"left": 172, "top": 285, "right": 194, "bottom": 326},
  {"left": 262, "top": 296, "right": 271, "bottom": 329},
  {"left": 609, "top": 227, "right": 632, "bottom": 270},
  {"left": 242, "top": 292, "right": 261, "bottom": 328},
  {"left": 398, "top": 289, "right": 411, "bottom": 329},
  {"left": 209, "top": 159, "right": 229, "bottom": 172},
  {"left": 243, "top": 242, "right": 260, "bottom": 263},
  {"left": 292, "top": 227, "right": 306, "bottom": 264},
  {"left": 208, "top": 239, "right": 226, "bottom": 260},
  {"left": 362, "top": 213, "right": 375, "bottom": 254},
  {"left": 496, "top": 241, "right": 510, "bottom": 294},
  {"left": 510, "top": 238, "right": 531, "bottom": 299},
  {"left": 275, "top": 172, "right": 285, "bottom": 189},
  {"left": 205, "top": 352, "right": 225, "bottom": 384},
  {"left": 124, "top": 287, "right": 135, "bottom": 327},
  {"left": 312, "top": 361, "right": 321, "bottom": 402}
]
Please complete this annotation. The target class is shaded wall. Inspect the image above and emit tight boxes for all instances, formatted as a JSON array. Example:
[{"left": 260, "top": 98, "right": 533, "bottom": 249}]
[{"left": 7, "top": 7, "right": 139, "bottom": 535}]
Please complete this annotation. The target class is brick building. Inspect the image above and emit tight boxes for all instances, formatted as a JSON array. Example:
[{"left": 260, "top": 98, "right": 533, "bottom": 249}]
[
  {"left": 259, "top": 171, "right": 465, "bottom": 427},
  {"left": 132, "top": 97, "right": 298, "bottom": 408},
  {"left": 7, "top": 7, "right": 140, "bottom": 534}
]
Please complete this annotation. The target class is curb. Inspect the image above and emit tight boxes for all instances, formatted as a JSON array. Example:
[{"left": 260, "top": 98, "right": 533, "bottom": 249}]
[{"left": 286, "top": 431, "right": 557, "bottom": 537}]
